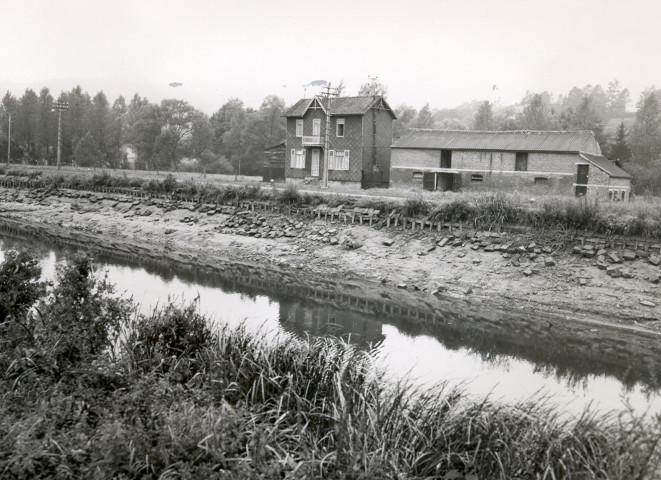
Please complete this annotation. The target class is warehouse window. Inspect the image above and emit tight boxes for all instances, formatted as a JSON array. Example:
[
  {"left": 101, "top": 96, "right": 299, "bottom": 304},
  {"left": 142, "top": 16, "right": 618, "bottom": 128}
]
[
  {"left": 534, "top": 177, "right": 549, "bottom": 185},
  {"left": 412, "top": 172, "right": 424, "bottom": 180},
  {"left": 515, "top": 152, "right": 528, "bottom": 171},
  {"left": 471, "top": 174, "right": 483, "bottom": 182}
]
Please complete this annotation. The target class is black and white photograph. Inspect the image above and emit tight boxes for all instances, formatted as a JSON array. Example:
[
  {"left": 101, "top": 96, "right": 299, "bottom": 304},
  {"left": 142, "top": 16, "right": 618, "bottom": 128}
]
[{"left": 1, "top": 0, "right": 660, "bottom": 477}]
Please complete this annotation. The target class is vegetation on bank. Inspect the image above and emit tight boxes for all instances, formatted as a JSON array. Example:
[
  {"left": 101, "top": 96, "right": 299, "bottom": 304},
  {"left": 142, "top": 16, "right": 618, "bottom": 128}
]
[
  {"left": 3, "top": 166, "right": 661, "bottom": 239},
  {"left": 1, "top": 249, "right": 660, "bottom": 478}
]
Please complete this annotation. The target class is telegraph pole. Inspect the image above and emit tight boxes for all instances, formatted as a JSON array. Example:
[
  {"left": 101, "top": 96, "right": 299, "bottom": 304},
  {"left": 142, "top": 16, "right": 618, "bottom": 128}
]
[
  {"left": 53, "top": 102, "right": 69, "bottom": 169},
  {"left": 6, "top": 114, "right": 10, "bottom": 166},
  {"left": 321, "top": 82, "right": 337, "bottom": 188}
]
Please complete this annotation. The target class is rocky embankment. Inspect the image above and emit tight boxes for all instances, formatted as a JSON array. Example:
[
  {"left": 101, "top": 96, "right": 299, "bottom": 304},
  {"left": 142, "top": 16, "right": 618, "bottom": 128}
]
[{"left": 1, "top": 185, "right": 660, "bottom": 332}]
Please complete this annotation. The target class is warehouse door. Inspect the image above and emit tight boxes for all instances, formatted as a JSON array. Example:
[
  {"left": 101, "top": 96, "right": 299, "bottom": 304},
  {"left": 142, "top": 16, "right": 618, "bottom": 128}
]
[
  {"left": 423, "top": 172, "right": 436, "bottom": 191},
  {"left": 575, "top": 164, "right": 589, "bottom": 196}
]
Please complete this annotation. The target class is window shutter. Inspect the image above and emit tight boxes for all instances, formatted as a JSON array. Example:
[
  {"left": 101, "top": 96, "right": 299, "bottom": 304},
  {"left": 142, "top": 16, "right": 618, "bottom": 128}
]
[
  {"left": 291, "top": 149, "right": 295, "bottom": 167},
  {"left": 344, "top": 150, "right": 350, "bottom": 170}
]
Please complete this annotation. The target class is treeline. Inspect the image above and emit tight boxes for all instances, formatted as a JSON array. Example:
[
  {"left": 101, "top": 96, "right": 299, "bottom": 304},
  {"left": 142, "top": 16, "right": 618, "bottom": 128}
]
[
  {"left": 0, "top": 87, "right": 286, "bottom": 176},
  {"left": 391, "top": 80, "right": 661, "bottom": 195},
  {"left": 2, "top": 80, "right": 661, "bottom": 193}
]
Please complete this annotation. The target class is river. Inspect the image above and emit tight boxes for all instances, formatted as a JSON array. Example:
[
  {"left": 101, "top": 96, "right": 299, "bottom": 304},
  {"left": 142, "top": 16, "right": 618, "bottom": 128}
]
[{"left": 1, "top": 232, "right": 660, "bottom": 418}]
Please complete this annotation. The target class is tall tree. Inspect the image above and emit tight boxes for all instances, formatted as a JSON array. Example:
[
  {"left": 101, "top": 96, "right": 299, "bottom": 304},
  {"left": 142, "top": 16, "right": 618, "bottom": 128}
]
[
  {"left": 72, "top": 131, "right": 100, "bottom": 167},
  {"left": 210, "top": 98, "right": 245, "bottom": 154},
  {"left": 60, "top": 86, "right": 92, "bottom": 164},
  {"left": 111, "top": 96, "right": 127, "bottom": 168},
  {"left": 630, "top": 90, "right": 661, "bottom": 165},
  {"left": 393, "top": 104, "right": 417, "bottom": 138},
  {"left": 190, "top": 113, "right": 214, "bottom": 159},
  {"left": 37, "top": 88, "right": 56, "bottom": 164},
  {"left": 517, "top": 93, "right": 553, "bottom": 130},
  {"left": 89, "top": 91, "right": 112, "bottom": 166},
  {"left": 17, "top": 89, "right": 40, "bottom": 161},
  {"left": 609, "top": 121, "right": 631, "bottom": 162},
  {"left": 568, "top": 95, "right": 606, "bottom": 146},
  {"left": 126, "top": 95, "right": 160, "bottom": 169},
  {"left": 153, "top": 99, "right": 196, "bottom": 171},
  {"left": 412, "top": 103, "right": 434, "bottom": 128},
  {"left": 606, "top": 80, "right": 629, "bottom": 117},
  {"left": 472, "top": 101, "right": 495, "bottom": 130},
  {"left": 1, "top": 92, "right": 19, "bottom": 162}
]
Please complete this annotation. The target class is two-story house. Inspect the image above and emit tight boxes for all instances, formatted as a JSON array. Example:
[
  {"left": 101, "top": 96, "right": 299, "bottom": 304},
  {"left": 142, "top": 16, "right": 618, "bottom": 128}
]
[{"left": 283, "top": 95, "right": 396, "bottom": 188}]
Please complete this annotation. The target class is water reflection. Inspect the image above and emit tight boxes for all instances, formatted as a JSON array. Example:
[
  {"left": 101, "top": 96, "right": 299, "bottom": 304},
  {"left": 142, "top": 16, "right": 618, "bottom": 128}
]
[{"left": 1, "top": 229, "right": 661, "bottom": 416}]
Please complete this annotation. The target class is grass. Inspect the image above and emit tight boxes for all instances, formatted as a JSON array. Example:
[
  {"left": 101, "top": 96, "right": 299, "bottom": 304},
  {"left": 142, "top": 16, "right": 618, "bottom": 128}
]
[
  {"left": 1, "top": 249, "right": 660, "bottom": 478},
  {"left": 3, "top": 166, "right": 661, "bottom": 238}
]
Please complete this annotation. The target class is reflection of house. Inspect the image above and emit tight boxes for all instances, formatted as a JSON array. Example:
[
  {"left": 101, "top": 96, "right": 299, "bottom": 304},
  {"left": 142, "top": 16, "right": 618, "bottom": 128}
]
[
  {"left": 279, "top": 300, "right": 384, "bottom": 345},
  {"left": 391, "top": 130, "right": 632, "bottom": 200},
  {"left": 283, "top": 95, "right": 396, "bottom": 188},
  {"left": 262, "top": 142, "right": 286, "bottom": 183}
]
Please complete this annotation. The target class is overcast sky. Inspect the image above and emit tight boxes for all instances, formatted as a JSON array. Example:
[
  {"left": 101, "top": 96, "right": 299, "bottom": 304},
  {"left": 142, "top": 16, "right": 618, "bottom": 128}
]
[{"left": 1, "top": 0, "right": 659, "bottom": 113}]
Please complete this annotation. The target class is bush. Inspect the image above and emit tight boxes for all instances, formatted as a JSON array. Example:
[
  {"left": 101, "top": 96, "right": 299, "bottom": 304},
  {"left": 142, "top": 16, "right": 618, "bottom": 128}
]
[
  {"left": 403, "top": 194, "right": 431, "bottom": 217},
  {"left": 279, "top": 182, "right": 301, "bottom": 204}
]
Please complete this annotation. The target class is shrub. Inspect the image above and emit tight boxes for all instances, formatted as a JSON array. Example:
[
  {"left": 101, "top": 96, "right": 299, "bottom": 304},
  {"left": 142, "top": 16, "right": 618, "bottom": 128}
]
[
  {"left": 403, "top": 194, "right": 431, "bottom": 217},
  {"left": 279, "top": 182, "right": 301, "bottom": 204}
]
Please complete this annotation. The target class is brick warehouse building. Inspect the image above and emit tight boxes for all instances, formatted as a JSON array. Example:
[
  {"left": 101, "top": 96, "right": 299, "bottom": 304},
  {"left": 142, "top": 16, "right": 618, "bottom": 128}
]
[
  {"left": 391, "top": 129, "right": 632, "bottom": 200},
  {"left": 283, "top": 95, "right": 395, "bottom": 188}
]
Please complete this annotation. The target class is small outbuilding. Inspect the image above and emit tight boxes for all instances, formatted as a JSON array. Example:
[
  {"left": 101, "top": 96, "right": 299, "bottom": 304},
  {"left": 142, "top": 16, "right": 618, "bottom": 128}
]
[
  {"left": 390, "top": 129, "right": 632, "bottom": 200},
  {"left": 262, "top": 142, "right": 286, "bottom": 183}
]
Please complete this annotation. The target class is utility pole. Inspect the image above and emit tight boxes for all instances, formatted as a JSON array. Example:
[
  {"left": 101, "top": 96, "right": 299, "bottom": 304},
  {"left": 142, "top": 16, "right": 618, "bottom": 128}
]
[
  {"left": 321, "top": 82, "right": 337, "bottom": 188},
  {"left": 6, "top": 114, "right": 10, "bottom": 166},
  {"left": 53, "top": 102, "right": 69, "bottom": 169}
]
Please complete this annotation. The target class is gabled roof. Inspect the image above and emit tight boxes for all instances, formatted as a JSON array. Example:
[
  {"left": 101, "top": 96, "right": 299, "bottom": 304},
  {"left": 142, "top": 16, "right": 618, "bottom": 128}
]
[
  {"left": 263, "top": 141, "right": 286, "bottom": 151},
  {"left": 283, "top": 95, "right": 396, "bottom": 119},
  {"left": 580, "top": 153, "right": 632, "bottom": 179},
  {"left": 392, "top": 129, "right": 600, "bottom": 153}
]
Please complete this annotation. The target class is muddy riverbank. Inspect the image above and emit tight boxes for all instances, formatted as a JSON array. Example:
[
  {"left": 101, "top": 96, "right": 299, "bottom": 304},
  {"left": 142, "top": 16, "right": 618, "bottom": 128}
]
[
  {"left": 2, "top": 185, "right": 661, "bottom": 387},
  {"left": 1, "top": 185, "right": 659, "bottom": 328}
]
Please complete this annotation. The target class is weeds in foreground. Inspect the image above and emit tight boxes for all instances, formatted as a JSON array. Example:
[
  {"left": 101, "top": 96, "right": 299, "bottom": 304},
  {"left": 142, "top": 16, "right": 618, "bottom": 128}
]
[{"left": 0, "top": 250, "right": 660, "bottom": 478}]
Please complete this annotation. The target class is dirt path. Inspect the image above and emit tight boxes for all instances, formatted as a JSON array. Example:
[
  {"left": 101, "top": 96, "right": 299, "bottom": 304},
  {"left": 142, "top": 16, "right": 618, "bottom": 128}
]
[{"left": 1, "top": 186, "right": 659, "bottom": 334}]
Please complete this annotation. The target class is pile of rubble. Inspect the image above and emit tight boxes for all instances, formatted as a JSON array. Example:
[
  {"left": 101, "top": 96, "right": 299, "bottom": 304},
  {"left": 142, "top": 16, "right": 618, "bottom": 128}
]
[
  {"left": 571, "top": 243, "right": 661, "bottom": 281},
  {"left": 214, "top": 211, "right": 364, "bottom": 248}
]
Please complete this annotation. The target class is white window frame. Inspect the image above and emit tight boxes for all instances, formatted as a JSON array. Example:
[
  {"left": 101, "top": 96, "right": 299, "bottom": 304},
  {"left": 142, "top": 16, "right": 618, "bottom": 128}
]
[
  {"left": 328, "top": 149, "right": 350, "bottom": 170},
  {"left": 312, "top": 118, "right": 321, "bottom": 136},
  {"left": 296, "top": 119, "right": 303, "bottom": 137},
  {"left": 290, "top": 149, "right": 305, "bottom": 169},
  {"left": 336, "top": 118, "right": 345, "bottom": 137}
]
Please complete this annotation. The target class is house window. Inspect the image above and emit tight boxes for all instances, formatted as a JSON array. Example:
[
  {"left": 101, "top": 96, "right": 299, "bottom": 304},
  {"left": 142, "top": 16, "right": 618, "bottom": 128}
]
[
  {"left": 412, "top": 172, "right": 424, "bottom": 180},
  {"left": 329, "top": 150, "right": 350, "bottom": 170},
  {"left": 313, "top": 118, "right": 321, "bottom": 136},
  {"left": 336, "top": 118, "right": 345, "bottom": 137},
  {"left": 471, "top": 174, "right": 483, "bottom": 182},
  {"left": 296, "top": 120, "right": 303, "bottom": 137},
  {"left": 515, "top": 152, "right": 528, "bottom": 171},
  {"left": 534, "top": 177, "right": 548, "bottom": 185},
  {"left": 290, "top": 149, "right": 305, "bottom": 169}
]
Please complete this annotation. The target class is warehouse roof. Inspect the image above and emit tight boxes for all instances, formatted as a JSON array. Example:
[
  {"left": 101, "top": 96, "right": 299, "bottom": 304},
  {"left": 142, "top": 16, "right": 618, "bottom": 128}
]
[
  {"left": 580, "top": 153, "right": 632, "bottom": 179},
  {"left": 392, "top": 129, "right": 600, "bottom": 153}
]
